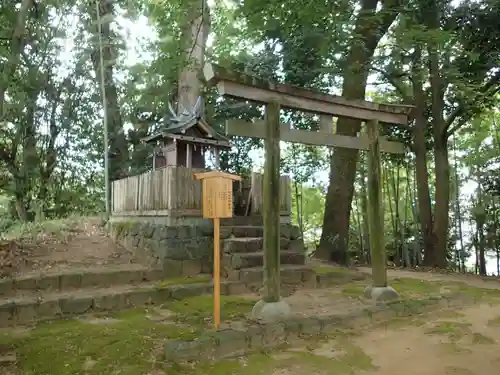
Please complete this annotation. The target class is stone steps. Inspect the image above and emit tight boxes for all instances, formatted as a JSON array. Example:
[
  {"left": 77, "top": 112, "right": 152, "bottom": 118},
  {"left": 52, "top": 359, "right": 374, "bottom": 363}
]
[
  {"left": 0, "top": 264, "right": 166, "bottom": 298},
  {"left": 223, "top": 237, "right": 294, "bottom": 253},
  {"left": 0, "top": 279, "right": 248, "bottom": 328},
  {"left": 224, "top": 250, "right": 306, "bottom": 270},
  {"left": 224, "top": 226, "right": 264, "bottom": 238}
]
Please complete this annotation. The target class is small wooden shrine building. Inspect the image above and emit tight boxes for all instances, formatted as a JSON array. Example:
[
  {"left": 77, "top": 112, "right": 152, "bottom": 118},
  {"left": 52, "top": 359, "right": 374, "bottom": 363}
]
[
  {"left": 110, "top": 97, "right": 292, "bottom": 221},
  {"left": 141, "top": 98, "right": 231, "bottom": 170}
]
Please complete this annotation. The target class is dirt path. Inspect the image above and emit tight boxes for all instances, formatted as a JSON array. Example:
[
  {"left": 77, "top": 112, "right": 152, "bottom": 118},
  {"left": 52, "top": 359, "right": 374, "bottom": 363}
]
[
  {"left": 357, "top": 266, "right": 500, "bottom": 290},
  {"left": 353, "top": 303, "right": 500, "bottom": 375},
  {"left": 263, "top": 303, "right": 500, "bottom": 375}
]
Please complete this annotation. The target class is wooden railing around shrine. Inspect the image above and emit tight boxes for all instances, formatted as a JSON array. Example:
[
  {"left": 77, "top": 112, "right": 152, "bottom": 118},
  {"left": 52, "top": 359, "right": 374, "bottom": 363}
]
[{"left": 111, "top": 166, "right": 292, "bottom": 218}]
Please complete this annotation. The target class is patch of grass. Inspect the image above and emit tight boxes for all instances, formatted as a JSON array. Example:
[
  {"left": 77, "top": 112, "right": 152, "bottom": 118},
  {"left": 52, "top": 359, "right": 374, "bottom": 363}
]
[
  {"left": 444, "top": 366, "right": 474, "bottom": 374},
  {"left": 341, "top": 282, "right": 365, "bottom": 297},
  {"left": 1, "top": 215, "right": 104, "bottom": 242},
  {"left": 390, "top": 278, "right": 443, "bottom": 296},
  {"left": 158, "top": 275, "right": 211, "bottom": 287},
  {"left": 471, "top": 332, "right": 495, "bottom": 344},
  {"left": 2, "top": 309, "right": 196, "bottom": 375},
  {"left": 447, "top": 281, "right": 500, "bottom": 302},
  {"left": 166, "top": 295, "right": 256, "bottom": 324},
  {"left": 425, "top": 321, "right": 471, "bottom": 341},
  {"left": 315, "top": 266, "right": 354, "bottom": 275},
  {"left": 487, "top": 315, "right": 500, "bottom": 326},
  {"left": 440, "top": 342, "right": 472, "bottom": 354},
  {"left": 172, "top": 338, "right": 375, "bottom": 375}
]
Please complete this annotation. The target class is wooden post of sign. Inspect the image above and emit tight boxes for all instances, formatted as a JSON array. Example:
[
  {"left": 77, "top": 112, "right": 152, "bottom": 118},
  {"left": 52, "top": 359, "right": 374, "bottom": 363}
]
[
  {"left": 193, "top": 171, "right": 242, "bottom": 329},
  {"left": 263, "top": 101, "right": 281, "bottom": 303},
  {"left": 213, "top": 216, "right": 220, "bottom": 326},
  {"left": 366, "top": 120, "right": 387, "bottom": 288}
]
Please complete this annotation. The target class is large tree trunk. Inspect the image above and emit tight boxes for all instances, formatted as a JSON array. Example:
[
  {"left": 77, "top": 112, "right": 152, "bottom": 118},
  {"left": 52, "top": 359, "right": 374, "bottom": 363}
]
[
  {"left": 91, "top": 0, "right": 129, "bottom": 182},
  {"left": 0, "top": 0, "right": 33, "bottom": 120},
  {"left": 317, "top": 0, "right": 403, "bottom": 264},
  {"left": 424, "top": 0, "right": 449, "bottom": 268},
  {"left": 432, "top": 140, "right": 450, "bottom": 268}
]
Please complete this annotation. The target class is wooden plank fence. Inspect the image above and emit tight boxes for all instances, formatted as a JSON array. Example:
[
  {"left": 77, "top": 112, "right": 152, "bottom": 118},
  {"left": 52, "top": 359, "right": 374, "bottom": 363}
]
[{"left": 111, "top": 167, "right": 292, "bottom": 217}]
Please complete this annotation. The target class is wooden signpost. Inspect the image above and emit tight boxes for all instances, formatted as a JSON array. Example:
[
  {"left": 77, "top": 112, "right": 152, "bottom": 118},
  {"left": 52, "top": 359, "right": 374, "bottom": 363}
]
[
  {"left": 204, "top": 62, "right": 414, "bottom": 306},
  {"left": 193, "top": 170, "right": 242, "bottom": 329}
]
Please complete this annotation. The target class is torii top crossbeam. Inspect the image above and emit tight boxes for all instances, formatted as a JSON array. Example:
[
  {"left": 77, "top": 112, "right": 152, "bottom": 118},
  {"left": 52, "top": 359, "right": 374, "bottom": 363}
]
[{"left": 204, "top": 63, "right": 413, "bottom": 125}]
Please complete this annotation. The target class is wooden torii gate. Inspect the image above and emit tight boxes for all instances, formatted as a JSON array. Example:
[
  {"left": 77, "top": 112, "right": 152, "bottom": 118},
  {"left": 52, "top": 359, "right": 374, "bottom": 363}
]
[{"left": 204, "top": 63, "right": 414, "bottom": 318}]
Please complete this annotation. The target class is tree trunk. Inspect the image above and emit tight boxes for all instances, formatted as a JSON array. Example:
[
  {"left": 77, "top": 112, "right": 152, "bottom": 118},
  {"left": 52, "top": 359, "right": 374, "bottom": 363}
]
[
  {"left": 360, "top": 161, "right": 371, "bottom": 264},
  {"left": 432, "top": 141, "right": 450, "bottom": 268},
  {"left": 317, "top": 0, "right": 403, "bottom": 264},
  {"left": 0, "top": 0, "right": 33, "bottom": 120},
  {"left": 412, "top": 46, "right": 436, "bottom": 267},
  {"left": 91, "top": 0, "right": 129, "bottom": 182}
]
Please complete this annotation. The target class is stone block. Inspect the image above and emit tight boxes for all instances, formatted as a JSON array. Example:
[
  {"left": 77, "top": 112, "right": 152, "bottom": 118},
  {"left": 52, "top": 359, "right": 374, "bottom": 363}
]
[
  {"left": 261, "top": 322, "right": 286, "bottom": 348},
  {"left": 59, "top": 296, "right": 94, "bottom": 315},
  {"left": 130, "top": 236, "right": 140, "bottom": 247},
  {"left": 0, "top": 279, "right": 13, "bottom": 296},
  {"left": 162, "top": 259, "right": 183, "bottom": 277},
  {"left": 279, "top": 237, "right": 291, "bottom": 249},
  {"left": 279, "top": 224, "right": 291, "bottom": 239},
  {"left": 37, "top": 299, "right": 62, "bottom": 318},
  {"left": 0, "top": 303, "right": 15, "bottom": 328},
  {"left": 214, "top": 329, "right": 248, "bottom": 358},
  {"left": 232, "top": 226, "right": 263, "bottom": 238},
  {"left": 14, "top": 276, "right": 37, "bottom": 291},
  {"left": 94, "top": 292, "right": 128, "bottom": 311},
  {"left": 288, "top": 239, "right": 304, "bottom": 253},
  {"left": 290, "top": 225, "right": 301, "bottom": 240},
  {"left": 169, "top": 284, "right": 208, "bottom": 300},
  {"left": 36, "top": 275, "right": 60, "bottom": 291},
  {"left": 59, "top": 273, "right": 83, "bottom": 290},
  {"left": 148, "top": 288, "right": 172, "bottom": 306},
  {"left": 141, "top": 223, "right": 155, "bottom": 238},
  {"left": 195, "top": 334, "right": 217, "bottom": 358},
  {"left": 164, "top": 340, "right": 202, "bottom": 362},
  {"left": 219, "top": 227, "right": 233, "bottom": 239},
  {"left": 143, "top": 268, "right": 165, "bottom": 281},
  {"left": 152, "top": 226, "right": 168, "bottom": 240},
  {"left": 182, "top": 260, "right": 201, "bottom": 277},
  {"left": 230, "top": 253, "right": 249, "bottom": 269},
  {"left": 281, "top": 270, "right": 302, "bottom": 284},
  {"left": 301, "top": 268, "right": 316, "bottom": 283},
  {"left": 225, "top": 282, "right": 249, "bottom": 296},
  {"left": 245, "top": 325, "right": 264, "bottom": 350},
  {"left": 283, "top": 317, "right": 302, "bottom": 343},
  {"left": 128, "top": 224, "right": 140, "bottom": 236},
  {"left": 127, "top": 289, "right": 157, "bottom": 306},
  {"left": 15, "top": 302, "right": 37, "bottom": 324},
  {"left": 299, "top": 317, "right": 323, "bottom": 337},
  {"left": 239, "top": 269, "right": 262, "bottom": 284},
  {"left": 80, "top": 270, "right": 114, "bottom": 288},
  {"left": 224, "top": 238, "right": 263, "bottom": 254}
]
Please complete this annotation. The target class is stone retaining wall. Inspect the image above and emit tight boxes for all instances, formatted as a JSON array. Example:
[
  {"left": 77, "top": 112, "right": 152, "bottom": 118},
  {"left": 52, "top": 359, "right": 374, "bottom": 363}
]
[
  {"left": 109, "top": 221, "right": 304, "bottom": 277},
  {"left": 0, "top": 281, "right": 247, "bottom": 328},
  {"left": 163, "top": 294, "right": 468, "bottom": 364}
]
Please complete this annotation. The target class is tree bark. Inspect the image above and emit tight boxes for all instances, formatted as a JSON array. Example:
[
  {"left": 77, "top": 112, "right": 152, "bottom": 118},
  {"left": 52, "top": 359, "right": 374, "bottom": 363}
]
[
  {"left": 425, "top": 0, "right": 449, "bottom": 268},
  {"left": 91, "top": 0, "right": 129, "bottom": 182},
  {"left": 411, "top": 45, "right": 436, "bottom": 267},
  {"left": 317, "top": 0, "right": 403, "bottom": 264},
  {"left": 0, "top": 0, "right": 33, "bottom": 120}
]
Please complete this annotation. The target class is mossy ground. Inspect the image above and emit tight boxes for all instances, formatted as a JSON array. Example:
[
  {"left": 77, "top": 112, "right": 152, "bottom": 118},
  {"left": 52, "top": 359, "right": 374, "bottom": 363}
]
[
  {"left": 0, "top": 295, "right": 255, "bottom": 375},
  {"left": 1, "top": 273, "right": 499, "bottom": 375},
  {"left": 173, "top": 337, "right": 376, "bottom": 375},
  {"left": 157, "top": 275, "right": 211, "bottom": 287}
]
